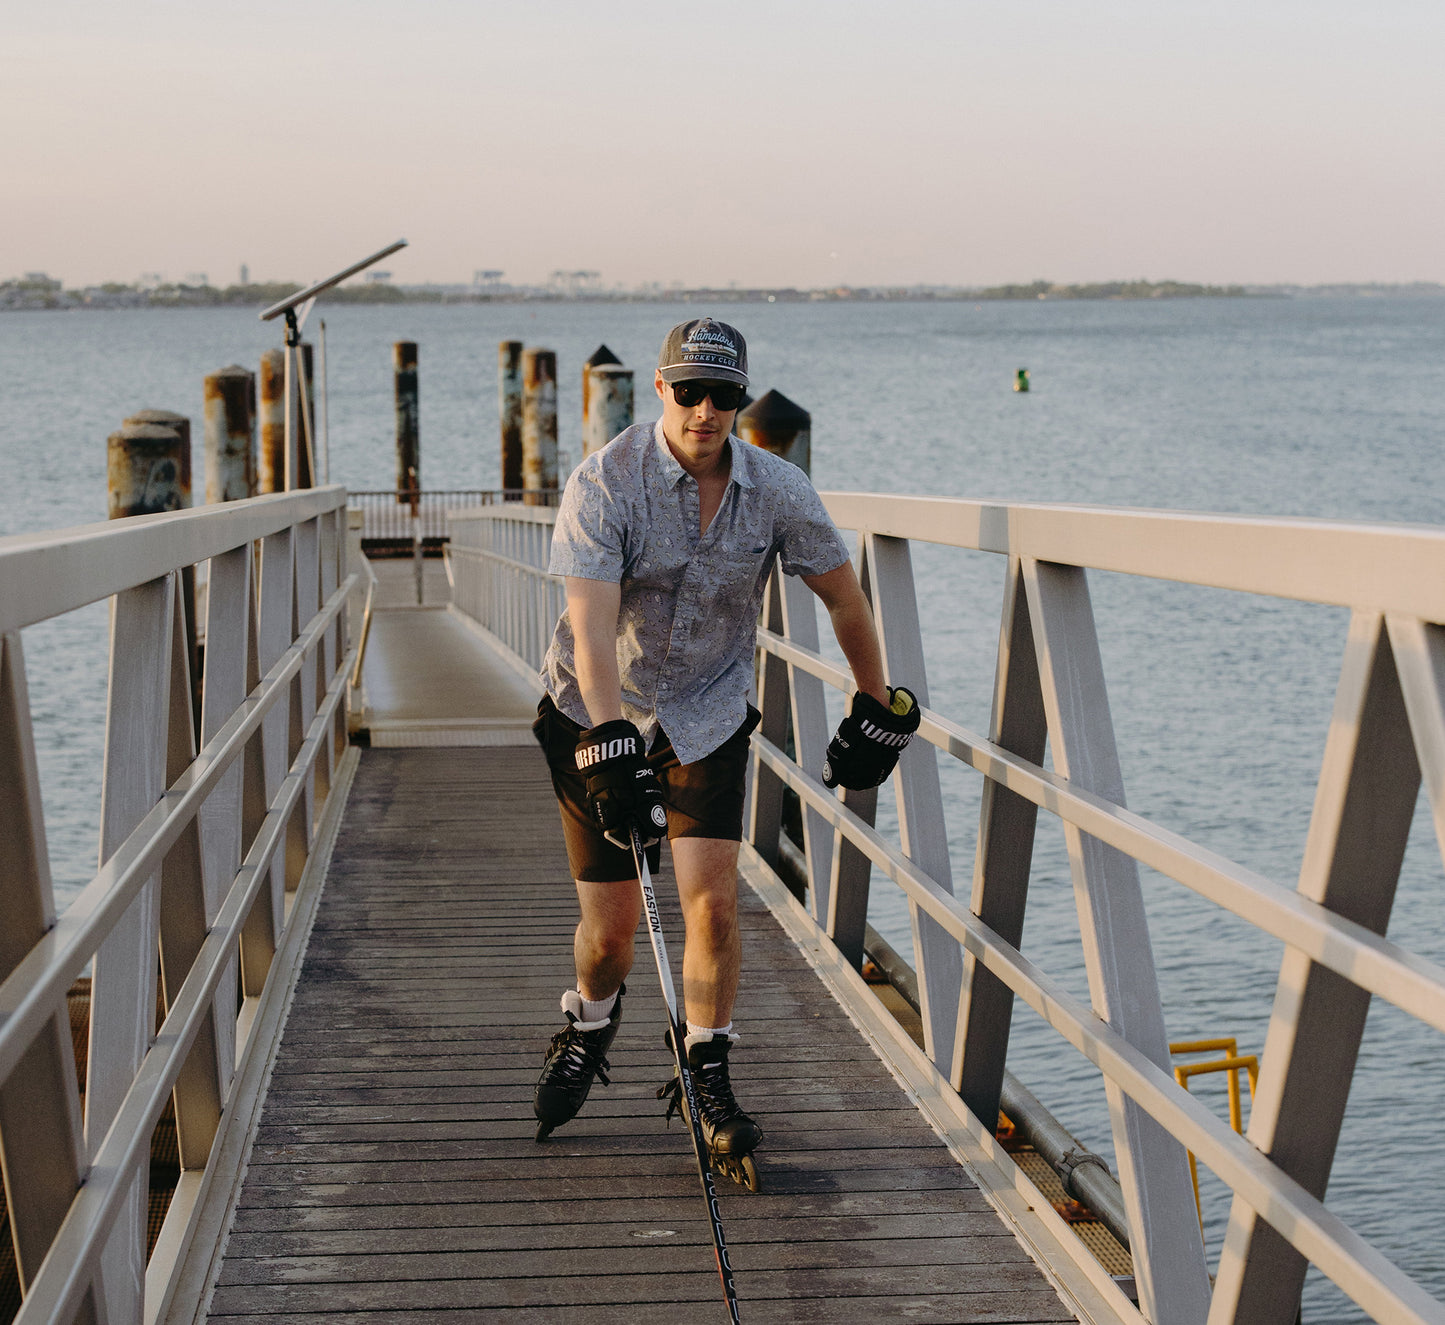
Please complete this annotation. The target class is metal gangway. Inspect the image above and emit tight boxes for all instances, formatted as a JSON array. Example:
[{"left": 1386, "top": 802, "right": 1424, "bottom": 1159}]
[{"left": 4, "top": 486, "right": 1445, "bottom": 1323}]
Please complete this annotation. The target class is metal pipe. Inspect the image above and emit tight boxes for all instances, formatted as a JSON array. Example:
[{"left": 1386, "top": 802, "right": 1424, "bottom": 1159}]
[
  {"left": 202, "top": 366, "right": 255, "bottom": 502},
  {"left": 858, "top": 914, "right": 1132, "bottom": 1250},
  {"left": 394, "top": 341, "right": 419, "bottom": 503},
  {"left": 737, "top": 389, "right": 810, "bottom": 475},
  {"left": 521, "top": 347, "right": 557, "bottom": 506},
  {"left": 122, "top": 409, "right": 191, "bottom": 506},
  {"left": 581, "top": 343, "right": 621, "bottom": 454},
  {"left": 258, "top": 238, "right": 407, "bottom": 322},
  {"left": 498, "top": 340, "right": 523, "bottom": 496},
  {"left": 296, "top": 341, "right": 316, "bottom": 488},
  {"left": 107, "top": 423, "right": 186, "bottom": 519},
  {"left": 256, "top": 349, "right": 286, "bottom": 494},
  {"left": 318, "top": 320, "right": 329, "bottom": 484},
  {"left": 584, "top": 364, "right": 633, "bottom": 458}
]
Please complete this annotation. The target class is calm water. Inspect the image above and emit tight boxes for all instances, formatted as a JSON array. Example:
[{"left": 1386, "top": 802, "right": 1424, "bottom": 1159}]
[{"left": 4, "top": 297, "right": 1444, "bottom": 1319}]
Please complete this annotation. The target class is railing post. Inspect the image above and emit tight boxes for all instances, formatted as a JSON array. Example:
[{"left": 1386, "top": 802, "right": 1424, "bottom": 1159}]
[
  {"left": 0, "top": 633, "right": 99, "bottom": 1323},
  {"left": 864, "top": 533, "right": 962, "bottom": 1079},
  {"left": 748, "top": 569, "right": 790, "bottom": 882},
  {"left": 91, "top": 574, "right": 174, "bottom": 1323},
  {"left": 1210, "top": 611, "right": 1420, "bottom": 1325},
  {"left": 498, "top": 339, "right": 523, "bottom": 497},
  {"left": 256, "top": 348, "right": 286, "bottom": 495},
  {"left": 202, "top": 366, "right": 256, "bottom": 502},
  {"left": 954, "top": 557, "right": 1048, "bottom": 1127},
  {"left": 1023, "top": 556, "right": 1210, "bottom": 1324},
  {"left": 522, "top": 347, "right": 557, "bottom": 506},
  {"left": 394, "top": 341, "right": 419, "bottom": 504}
]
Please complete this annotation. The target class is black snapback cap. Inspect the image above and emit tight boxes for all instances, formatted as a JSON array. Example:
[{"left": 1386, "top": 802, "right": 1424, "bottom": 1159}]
[{"left": 657, "top": 318, "right": 749, "bottom": 386}]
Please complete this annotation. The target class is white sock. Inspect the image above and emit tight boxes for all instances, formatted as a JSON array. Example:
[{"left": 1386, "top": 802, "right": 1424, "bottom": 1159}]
[
  {"left": 685, "top": 1021, "right": 735, "bottom": 1051},
  {"left": 561, "top": 987, "right": 617, "bottom": 1030}
]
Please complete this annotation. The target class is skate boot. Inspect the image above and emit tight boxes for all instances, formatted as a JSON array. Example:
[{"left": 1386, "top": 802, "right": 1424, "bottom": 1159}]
[
  {"left": 533, "top": 984, "right": 624, "bottom": 1142},
  {"left": 658, "top": 1031, "right": 764, "bottom": 1191}
]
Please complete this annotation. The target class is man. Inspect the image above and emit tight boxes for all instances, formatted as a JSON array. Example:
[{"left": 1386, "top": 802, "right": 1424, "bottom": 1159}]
[{"left": 530, "top": 317, "right": 920, "bottom": 1185}]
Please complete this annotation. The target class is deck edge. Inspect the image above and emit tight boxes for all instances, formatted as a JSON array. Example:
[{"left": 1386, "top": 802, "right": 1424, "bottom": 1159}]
[
  {"left": 155, "top": 745, "right": 362, "bottom": 1325},
  {"left": 737, "top": 842, "right": 1139, "bottom": 1325}
]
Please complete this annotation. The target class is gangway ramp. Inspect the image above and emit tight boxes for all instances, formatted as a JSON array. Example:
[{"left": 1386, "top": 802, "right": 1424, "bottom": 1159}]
[{"left": 201, "top": 746, "right": 1074, "bottom": 1323}]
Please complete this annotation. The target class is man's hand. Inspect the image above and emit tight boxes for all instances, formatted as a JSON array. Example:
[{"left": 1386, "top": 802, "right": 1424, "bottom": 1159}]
[
  {"left": 822, "top": 687, "right": 921, "bottom": 790},
  {"left": 575, "top": 719, "right": 668, "bottom": 849}
]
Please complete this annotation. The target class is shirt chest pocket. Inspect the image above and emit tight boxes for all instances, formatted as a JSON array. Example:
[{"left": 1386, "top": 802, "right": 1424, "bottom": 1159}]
[{"left": 693, "top": 541, "right": 775, "bottom": 613}]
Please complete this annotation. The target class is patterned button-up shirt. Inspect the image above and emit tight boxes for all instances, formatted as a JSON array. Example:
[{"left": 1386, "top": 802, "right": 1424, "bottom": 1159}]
[{"left": 542, "top": 420, "right": 850, "bottom": 764}]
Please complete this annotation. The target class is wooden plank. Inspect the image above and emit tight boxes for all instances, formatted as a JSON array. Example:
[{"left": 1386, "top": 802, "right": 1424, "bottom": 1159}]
[{"left": 204, "top": 747, "right": 1071, "bottom": 1323}]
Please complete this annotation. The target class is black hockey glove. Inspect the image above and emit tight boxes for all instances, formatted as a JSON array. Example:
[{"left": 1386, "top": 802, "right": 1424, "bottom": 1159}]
[
  {"left": 822, "top": 687, "right": 920, "bottom": 791},
  {"left": 574, "top": 719, "right": 667, "bottom": 850}
]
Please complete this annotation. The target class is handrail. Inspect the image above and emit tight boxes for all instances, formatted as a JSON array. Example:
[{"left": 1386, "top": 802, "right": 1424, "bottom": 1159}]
[
  {"left": 744, "top": 491, "right": 1445, "bottom": 1324},
  {"left": 0, "top": 488, "right": 355, "bottom": 1325}
]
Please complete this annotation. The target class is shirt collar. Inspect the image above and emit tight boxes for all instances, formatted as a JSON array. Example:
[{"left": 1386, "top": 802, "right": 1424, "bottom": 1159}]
[{"left": 651, "top": 419, "right": 756, "bottom": 491}]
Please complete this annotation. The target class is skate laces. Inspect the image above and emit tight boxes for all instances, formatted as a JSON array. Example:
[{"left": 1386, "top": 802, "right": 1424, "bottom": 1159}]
[
  {"left": 656, "top": 1050, "right": 744, "bottom": 1128},
  {"left": 546, "top": 1017, "right": 613, "bottom": 1089}
]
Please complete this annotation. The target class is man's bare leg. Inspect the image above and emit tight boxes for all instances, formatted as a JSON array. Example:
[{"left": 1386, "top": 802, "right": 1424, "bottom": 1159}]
[
  {"left": 573, "top": 878, "right": 640, "bottom": 1001},
  {"left": 671, "top": 836, "right": 742, "bottom": 1028}
]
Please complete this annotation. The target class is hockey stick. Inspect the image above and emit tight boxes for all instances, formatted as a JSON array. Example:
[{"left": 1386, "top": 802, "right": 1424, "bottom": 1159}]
[{"left": 631, "top": 827, "right": 743, "bottom": 1324}]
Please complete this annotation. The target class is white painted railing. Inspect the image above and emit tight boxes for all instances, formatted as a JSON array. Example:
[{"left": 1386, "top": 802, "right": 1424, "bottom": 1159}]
[
  {"left": 0, "top": 487, "right": 357, "bottom": 1325},
  {"left": 446, "top": 504, "right": 563, "bottom": 675},
  {"left": 446, "top": 492, "right": 1445, "bottom": 1325}
]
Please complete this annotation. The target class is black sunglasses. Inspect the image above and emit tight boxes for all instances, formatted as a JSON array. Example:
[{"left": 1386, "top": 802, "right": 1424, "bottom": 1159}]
[{"left": 671, "top": 379, "right": 746, "bottom": 411}]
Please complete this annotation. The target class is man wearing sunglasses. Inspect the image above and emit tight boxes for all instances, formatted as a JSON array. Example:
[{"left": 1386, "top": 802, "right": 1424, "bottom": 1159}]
[{"left": 530, "top": 317, "right": 919, "bottom": 1183}]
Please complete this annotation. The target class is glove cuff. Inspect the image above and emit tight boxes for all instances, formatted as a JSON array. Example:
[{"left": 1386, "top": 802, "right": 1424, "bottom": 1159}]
[
  {"left": 575, "top": 719, "right": 644, "bottom": 771},
  {"left": 851, "top": 688, "right": 920, "bottom": 734}
]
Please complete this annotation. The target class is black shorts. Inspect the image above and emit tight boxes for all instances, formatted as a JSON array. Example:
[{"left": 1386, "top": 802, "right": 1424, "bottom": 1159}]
[{"left": 533, "top": 696, "right": 760, "bottom": 883}]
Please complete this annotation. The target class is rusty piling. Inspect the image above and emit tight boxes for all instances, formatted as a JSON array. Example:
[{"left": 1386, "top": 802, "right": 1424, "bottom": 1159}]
[
  {"left": 738, "top": 389, "right": 811, "bottom": 475},
  {"left": 498, "top": 340, "right": 523, "bottom": 497},
  {"left": 394, "top": 341, "right": 419, "bottom": 502},
  {"left": 581, "top": 343, "right": 621, "bottom": 452},
  {"left": 583, "top": 364, "right": 633, "bottom": 457},
  {"left": 522, "top": 347, "right": 557, "bottom": 505},
  {"left": 107, "top": 423, "right": 187, "bottom": 518},
  {"left": 257, "top": 348, "right": 286, "bottom": 493},
  {"left": 202, "top": 365, "right": 256, "bottom": 502},
  {"left": 123, "top": 409, "right": 192, "bottom": 506}
]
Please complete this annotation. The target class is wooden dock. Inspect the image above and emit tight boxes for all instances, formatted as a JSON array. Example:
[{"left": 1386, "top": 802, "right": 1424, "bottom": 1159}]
[{"left": 201, "top": 746, "right": 1074, "bottom": 1323}]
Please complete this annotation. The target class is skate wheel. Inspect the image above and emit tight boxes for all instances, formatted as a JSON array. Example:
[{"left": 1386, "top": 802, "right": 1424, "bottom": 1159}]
[{"left": 715, "top": 1153, "right": 761, "bottom": 1193}]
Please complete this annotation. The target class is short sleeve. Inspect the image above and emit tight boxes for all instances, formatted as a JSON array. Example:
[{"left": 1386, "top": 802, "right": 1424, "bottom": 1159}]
[
  {"left": 548, "top": 464, "right": 625, "bottom": 582},
  {"left": 776, "top": 470, "right": 850, "bottom": 578}
]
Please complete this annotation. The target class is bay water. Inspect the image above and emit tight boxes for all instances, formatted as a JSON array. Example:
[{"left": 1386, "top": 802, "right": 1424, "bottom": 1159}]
[{"left": 4, "top": 297, "right": 1443, "bottom": 1318}]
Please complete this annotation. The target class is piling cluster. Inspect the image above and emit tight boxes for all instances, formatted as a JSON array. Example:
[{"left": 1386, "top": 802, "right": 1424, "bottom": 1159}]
[{"left": 106, "top": 326, "right": 817, "bottom": 525}]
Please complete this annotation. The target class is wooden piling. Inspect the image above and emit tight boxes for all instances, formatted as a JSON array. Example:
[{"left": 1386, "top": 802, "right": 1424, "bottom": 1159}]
[
  {"left": 522, "top": 347, "right": 557, "bottom": 505},
  {"left": 498, "top": 340, "right": 523, "bottom": 497},
  {"left": 738, "top": 389, "right": 811, "bottom": 474},
  {"left": 394, "top": 341, "right": 419, "bottom": 502},
  {"left": 257, "top": 349, "right": 286, "bottom": 494},
  {"left": 583, "top": 364, "right": 633, "bottom": 458},
  {"left": 202, "top": 366, "right": 256, "bottom": 503},
  {"left": 123, "top": 409, "right": 192, "bottom": 506}
]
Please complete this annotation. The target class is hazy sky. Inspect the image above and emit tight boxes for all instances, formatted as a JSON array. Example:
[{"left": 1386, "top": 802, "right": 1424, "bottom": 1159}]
[{"left": 5, "top": 0, "right": 1443, "bottom": 289}]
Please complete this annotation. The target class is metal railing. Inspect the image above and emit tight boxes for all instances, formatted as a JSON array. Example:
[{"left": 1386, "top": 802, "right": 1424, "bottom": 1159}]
[
  {"left": 349, "top": 489, "right": 560, "bottom": 546},
  {"left": 446, "top": 493, "right": 1445, "bottom": 1325},
  {"left": 0, "top": 487, "right": 357, "bottom": 1325},
  {"left": 446, "top": 504, "right": 564, "bottom": 675}
]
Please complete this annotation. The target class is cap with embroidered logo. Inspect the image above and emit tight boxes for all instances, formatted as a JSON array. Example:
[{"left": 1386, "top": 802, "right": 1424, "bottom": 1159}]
[{"left": 657, "top": 318, "right": 749, "bottom": 386}]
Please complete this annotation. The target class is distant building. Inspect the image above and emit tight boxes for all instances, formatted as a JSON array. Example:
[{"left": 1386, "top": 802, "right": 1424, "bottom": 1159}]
[
  {"left": 239, "top": 263, "right": 249, "bottom": 286},
  {"left": 365, "top": 270, "right": 392, "bottom": 284},
  {"left": 183, "top": 272, "right": 208, "bottom": 287},
  {"left": 137, "top": 272, "right": 164, "bottom": 291},
  {"left": 547, "top": 270, "right": 601, "bottom": 295},
  {"left": 473, "top": 269, "right": 505, "bottom": 291}
]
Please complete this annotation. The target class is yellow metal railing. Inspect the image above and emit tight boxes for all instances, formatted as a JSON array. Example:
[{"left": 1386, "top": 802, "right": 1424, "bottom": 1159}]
[{"left": 1170, "top": 1038, "right": 1259, "bottom": 1229}]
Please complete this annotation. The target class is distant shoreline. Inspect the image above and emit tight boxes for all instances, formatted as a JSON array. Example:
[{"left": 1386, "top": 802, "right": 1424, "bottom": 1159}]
[{"left": 3, "top": 276, "right": 1442, "bottom": 312}]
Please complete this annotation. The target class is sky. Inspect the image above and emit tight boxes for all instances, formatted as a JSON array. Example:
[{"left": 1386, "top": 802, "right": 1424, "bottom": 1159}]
[{"left": 4, "top": 0, "right": 1443, "bottom": 290}]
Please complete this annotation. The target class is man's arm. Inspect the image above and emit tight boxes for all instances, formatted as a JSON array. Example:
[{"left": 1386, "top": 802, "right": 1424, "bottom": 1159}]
[
  {"left": 566, "top": 576, "right": 624, "bottom": 724},
  {"left": 801, "top": 561, "right": 888, "bottom": 705}
]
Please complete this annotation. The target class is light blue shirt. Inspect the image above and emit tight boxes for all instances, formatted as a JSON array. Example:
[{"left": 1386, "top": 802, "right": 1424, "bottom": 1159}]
[{"left": 543, "top": 420, "right": 849, "bottom": 764}]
